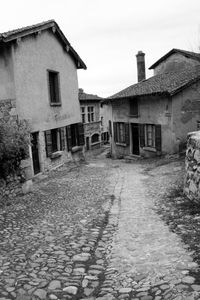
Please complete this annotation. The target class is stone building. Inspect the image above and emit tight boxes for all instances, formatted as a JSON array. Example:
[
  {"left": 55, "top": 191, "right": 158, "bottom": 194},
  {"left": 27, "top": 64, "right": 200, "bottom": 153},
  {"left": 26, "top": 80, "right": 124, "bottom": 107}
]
[
  {"left": 79, "top": 89, "right": 109, "bottom": 150},
  {"left": 105, "top": 49, "right": 200, "bottom": 158},
  {"left": 0, "top": 20, "right": 86, "bottom": 177}
]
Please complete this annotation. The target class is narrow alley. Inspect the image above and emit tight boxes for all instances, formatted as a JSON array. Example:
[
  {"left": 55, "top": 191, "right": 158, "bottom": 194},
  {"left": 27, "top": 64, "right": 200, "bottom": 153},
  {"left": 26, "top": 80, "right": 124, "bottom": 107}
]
[{"left": 0, "top": 153, "right": 200, "bottom": 300}]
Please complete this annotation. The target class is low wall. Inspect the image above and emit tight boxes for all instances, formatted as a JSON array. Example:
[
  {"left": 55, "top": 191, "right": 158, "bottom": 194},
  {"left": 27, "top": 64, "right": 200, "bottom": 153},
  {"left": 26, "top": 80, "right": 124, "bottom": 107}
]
[{"left": 184, "top": 131, "right": 200, "bottom": 201}]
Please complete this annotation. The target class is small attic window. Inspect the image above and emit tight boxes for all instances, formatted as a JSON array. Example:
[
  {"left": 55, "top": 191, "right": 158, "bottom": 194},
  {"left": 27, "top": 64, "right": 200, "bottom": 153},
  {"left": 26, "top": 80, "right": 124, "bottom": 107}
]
[{"left": 129, "top": 99, "right": 139, "bottom": 117}]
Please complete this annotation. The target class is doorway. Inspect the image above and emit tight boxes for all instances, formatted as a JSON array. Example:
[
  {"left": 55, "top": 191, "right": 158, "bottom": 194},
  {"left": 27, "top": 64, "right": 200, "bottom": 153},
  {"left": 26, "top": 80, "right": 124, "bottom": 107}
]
[
  {"left": 131, "top": 123, "right": 139, "bottom": 155},
  {"left": 31, "top": 132, "right": 40, "bottom": 175}
]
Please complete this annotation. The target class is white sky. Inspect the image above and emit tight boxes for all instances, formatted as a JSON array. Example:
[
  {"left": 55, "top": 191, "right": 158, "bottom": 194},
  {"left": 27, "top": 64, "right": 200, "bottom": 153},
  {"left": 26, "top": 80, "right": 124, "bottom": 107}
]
[{"left": 1, "top": 0, "right": 200, "bottom": 97}]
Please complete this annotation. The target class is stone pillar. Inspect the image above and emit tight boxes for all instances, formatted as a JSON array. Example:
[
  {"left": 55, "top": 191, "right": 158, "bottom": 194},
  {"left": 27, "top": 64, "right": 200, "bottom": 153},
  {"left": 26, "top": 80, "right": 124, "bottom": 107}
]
[{"left": 184, "top": 131, "right": 200, "bottom": 201}]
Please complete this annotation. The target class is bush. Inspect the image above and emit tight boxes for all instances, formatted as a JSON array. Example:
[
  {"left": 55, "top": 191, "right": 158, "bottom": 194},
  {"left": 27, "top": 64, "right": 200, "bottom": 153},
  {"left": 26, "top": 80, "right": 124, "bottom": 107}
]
[{"left": 0, "top": 118, "right": 30, "bottom": 179}]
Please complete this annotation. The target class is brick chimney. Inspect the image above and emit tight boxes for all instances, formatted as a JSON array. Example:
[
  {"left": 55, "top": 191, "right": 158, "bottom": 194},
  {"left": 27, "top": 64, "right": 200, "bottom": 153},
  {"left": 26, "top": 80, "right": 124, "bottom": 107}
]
[{"left": 136, "top": 51, "right": 146, "bottom": 82}]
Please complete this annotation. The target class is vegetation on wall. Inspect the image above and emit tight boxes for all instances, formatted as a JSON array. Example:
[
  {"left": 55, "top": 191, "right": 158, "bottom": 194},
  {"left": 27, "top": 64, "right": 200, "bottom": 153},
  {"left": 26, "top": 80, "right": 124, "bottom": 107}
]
[{"left": 0, "top": 118, "right": 30, "bottom": 179}]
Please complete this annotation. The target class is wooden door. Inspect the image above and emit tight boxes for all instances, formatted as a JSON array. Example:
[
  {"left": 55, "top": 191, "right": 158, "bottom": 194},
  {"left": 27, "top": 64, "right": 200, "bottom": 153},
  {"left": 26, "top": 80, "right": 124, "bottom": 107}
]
[
  {"left": 31, "top": 132, "right": 40, "bottom": 175},
  {"left": 131, "top": 123, "right": 139, "bottom": 155}
]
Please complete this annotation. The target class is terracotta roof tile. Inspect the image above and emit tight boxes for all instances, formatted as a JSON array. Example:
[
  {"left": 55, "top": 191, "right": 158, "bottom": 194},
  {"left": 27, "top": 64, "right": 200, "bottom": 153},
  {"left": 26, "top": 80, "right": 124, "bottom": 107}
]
[
  {"left": 79, "top": 89, "right": 102, "bottom": 101},
  {"left": 109, "top": 66, "right": 200, "bottom": 100}
]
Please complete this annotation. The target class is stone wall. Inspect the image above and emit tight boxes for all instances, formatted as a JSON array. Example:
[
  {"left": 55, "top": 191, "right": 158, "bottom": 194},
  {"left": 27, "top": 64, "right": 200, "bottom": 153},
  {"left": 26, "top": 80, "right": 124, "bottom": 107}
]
[
  {"left": 184, "top": 131, "right": 200, "bottom": 201},
  {"left": 0, "top": 99, "right": 33, "bottom": 205},
  {"left": 0, "top": 175, "right": 23, "bottom": 205}
]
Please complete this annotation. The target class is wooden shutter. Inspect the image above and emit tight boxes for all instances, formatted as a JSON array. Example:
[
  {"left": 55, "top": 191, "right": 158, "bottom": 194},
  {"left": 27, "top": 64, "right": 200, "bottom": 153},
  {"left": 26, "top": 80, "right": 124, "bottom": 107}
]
[
  {"left": 109, "top": 120, "right": 112, "bottom": 136},
  {"left": 139, "top": 124, "right": 145, "bottom": 148},
  {"left": 66, "top": 125, "right": 72, "bottom": 151},
  {"left": 125, "top": 123, "right": 130, "bottom": 145},
  {"left": 155, "top": 124, "right": 162, "bottom": 151},
  {"left": 113, "top": 122, "right": 117, "bottom": 142},
  {"left": 45, "top": 130, "right": 52, "bottom": 157},
  {"left": 78, "top": 123, "right": 85, "bottom": 146},
  {"left": 60, "top": 127, "right": 65, "bottom": 150}
]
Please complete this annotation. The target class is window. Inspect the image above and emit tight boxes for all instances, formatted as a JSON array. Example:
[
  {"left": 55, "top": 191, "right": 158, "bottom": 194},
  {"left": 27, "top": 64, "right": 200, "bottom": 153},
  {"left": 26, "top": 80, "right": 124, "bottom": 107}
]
[
  {"left": 66, "top": 123, "right": 85, "bottom": 151},
  {"left": 91, "top": 133, "right": 99, "bottom": 143},
  {"left": 81, "top": 107, "right": 85, "bottom": 123},
  {"left": 48, "top": 71, "right": 61, "bottom": 105},
  {"left": 113, "top": 122, "right": 130, "bottom": 145},
  {"left": 146, "top": 124, "right": 155, "bottom": 147},
  {"left": 88, "top": 106, "right": 94, "bottom": 122},
  {"left": 130, "top": 99, "right": 138, "bottom": 116},
  {"left": 139, "top": 124, "right": 161, "bottom": 151},
  {"left": 45, "top": 127, "right": 65, "bottom": 157}
]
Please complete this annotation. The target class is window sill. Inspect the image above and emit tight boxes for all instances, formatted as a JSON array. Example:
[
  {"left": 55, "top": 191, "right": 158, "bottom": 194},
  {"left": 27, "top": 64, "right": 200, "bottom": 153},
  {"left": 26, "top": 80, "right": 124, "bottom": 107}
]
[
  {"left": 116, "top": 142, "right": 127, "bottom": 147},
  {"left": 143, "top": 146, "right": 156, "bottom": 152},
  {"left": 50, "top": 103, "right": 62, "bottom": 107},
  {"left": 71, "top": 146, "right": 83, "bottom": 153},
  {"left": 50, "top": 151, "right": 63, "bottom": 159},
  {"left": 129, "top": 114, "right": 139, "bottom": 118}
]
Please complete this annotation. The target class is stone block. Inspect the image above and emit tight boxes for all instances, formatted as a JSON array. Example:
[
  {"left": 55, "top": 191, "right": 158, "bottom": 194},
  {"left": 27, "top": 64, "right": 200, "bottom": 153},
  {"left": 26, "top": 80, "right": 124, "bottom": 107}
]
[{"left": 22, "top": 180, "right": 33, "bottom": 194}]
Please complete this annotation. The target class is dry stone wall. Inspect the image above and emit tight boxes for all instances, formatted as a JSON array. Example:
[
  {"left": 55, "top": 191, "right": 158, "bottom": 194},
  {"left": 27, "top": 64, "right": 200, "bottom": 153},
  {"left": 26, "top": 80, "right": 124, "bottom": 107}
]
[
  {"left": 184, "top": 131, "right": 200, "bottom": 201},
  {"left": 0, "top": 99, "right": 33, "bottom": 205}
]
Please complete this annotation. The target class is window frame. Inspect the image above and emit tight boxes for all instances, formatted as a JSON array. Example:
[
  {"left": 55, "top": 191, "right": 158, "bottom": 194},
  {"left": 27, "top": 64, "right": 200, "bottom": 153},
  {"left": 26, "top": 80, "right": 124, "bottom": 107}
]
[
  {"left": 81, "top": 106, "right": 86, "bottom": 124},
  {"left": 47, "top": 70, "right": 61, "bottom": 106},
  {"left": 145, "top": 124, "right": 155, "bottom": 148},
  {"left": 87, "top": 106, "right": 94, "bottom": 123},
  {"left": 116, "top": 122, "right": 126, "bottom": 144}
]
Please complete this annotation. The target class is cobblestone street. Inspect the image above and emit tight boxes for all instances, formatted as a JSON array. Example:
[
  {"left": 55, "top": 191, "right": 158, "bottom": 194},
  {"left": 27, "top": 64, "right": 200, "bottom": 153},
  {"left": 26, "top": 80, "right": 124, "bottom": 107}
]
[{"left": 0, "top": 154, "right": 200, "bottom": 300}]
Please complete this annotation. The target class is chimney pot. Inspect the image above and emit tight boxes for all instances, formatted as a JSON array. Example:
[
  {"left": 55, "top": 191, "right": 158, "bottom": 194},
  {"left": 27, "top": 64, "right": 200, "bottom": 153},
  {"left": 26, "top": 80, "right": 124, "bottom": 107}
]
[{"left": 136, "top": 51, "right": 146, "bottom": 82}]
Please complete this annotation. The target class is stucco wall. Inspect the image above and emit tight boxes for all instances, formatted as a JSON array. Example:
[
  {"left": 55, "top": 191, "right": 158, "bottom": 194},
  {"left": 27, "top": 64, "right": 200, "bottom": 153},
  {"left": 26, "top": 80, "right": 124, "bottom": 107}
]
[
  {"left": 172, "top": 81, "right": 200, "bottom": 152},
  {"left": 111, "top": 96, "right": 173, "bottom": 157},
  {"left": 13, "top": 30, "right": 81, "bottom": 132},
  {"left": 0, "top": 45, "right": 15, "bottom": 100},
  {"left": 154, "top": 53, "right": 200, "bottom": 75}
]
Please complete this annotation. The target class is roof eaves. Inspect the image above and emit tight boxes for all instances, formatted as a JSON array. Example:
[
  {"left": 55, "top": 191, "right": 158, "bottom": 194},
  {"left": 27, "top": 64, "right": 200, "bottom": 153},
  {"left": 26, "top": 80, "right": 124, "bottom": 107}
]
[
  {"left": 0, "top": 20, "right": 87, "bottom": 70},
  {"left": 170, "top": 76, "right": 200, "bottom": 96},
  {"left": 108, "top": 91, "right": 169, "bottom": 101}
]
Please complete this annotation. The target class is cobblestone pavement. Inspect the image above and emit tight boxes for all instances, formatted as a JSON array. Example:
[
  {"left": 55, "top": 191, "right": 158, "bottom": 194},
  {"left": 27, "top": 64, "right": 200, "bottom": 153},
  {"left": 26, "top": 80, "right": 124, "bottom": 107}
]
[{"left": 0, "top": 156, "right": 200, "bottom": 300}]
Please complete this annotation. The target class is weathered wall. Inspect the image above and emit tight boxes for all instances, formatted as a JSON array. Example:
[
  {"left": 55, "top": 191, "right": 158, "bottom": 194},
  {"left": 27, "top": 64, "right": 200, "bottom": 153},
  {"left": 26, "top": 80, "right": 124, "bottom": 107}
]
[
  {"left": 111, "top": 96, "right": 173, "bottom": 158},
  {"left": 154, "top": 53, "right": 200, "bottom": 75},
  {"left": 184, "top": 131, "right": 200, "bottom": 201},
  {"left": 172, "top": 81, "right": 200, "bottom": 152},
  {"left": 8, "top": 29, "right": 83, "bottom": 173},
  {"left": 13, "top": 30, "right": 81, "bottom": 132}
]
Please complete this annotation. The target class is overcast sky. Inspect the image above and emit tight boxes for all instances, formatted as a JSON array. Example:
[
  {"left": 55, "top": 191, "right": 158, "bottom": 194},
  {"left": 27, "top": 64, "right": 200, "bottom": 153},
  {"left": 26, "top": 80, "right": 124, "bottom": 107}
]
[{"left": 1, "top": 0, "right": 200, "bottom": 97}]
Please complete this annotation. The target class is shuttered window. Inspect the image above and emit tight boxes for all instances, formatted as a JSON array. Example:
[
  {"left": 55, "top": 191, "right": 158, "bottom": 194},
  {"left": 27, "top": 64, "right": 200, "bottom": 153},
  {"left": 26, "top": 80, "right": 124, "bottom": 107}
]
[
  {"left": 139, "top": 124, "right": 162, "bottom": 152},
  {"left": 45, "top": 127, "right": 65, "bottom": 157},
  {"left": 113, "top": 122, "right": 129, "bottom": 145},
  {"left": 66, "top": 123, "right": 85, "bottom": 150}
]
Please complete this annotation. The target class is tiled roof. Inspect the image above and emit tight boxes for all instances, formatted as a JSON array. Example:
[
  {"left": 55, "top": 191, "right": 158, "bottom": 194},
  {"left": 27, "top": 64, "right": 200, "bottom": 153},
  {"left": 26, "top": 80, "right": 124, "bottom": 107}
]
[
  {"left": 0, "top": 20, "right": 86, "bottom": 70},
  {"left": 109, "top": 66, "right": 200, "bottom": 100},
  {"left": 79, "top": 89, "right": 102, "bottom": 101},
  {"left": 149, "top": 48, "right": 200, "bottom": 70}
]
